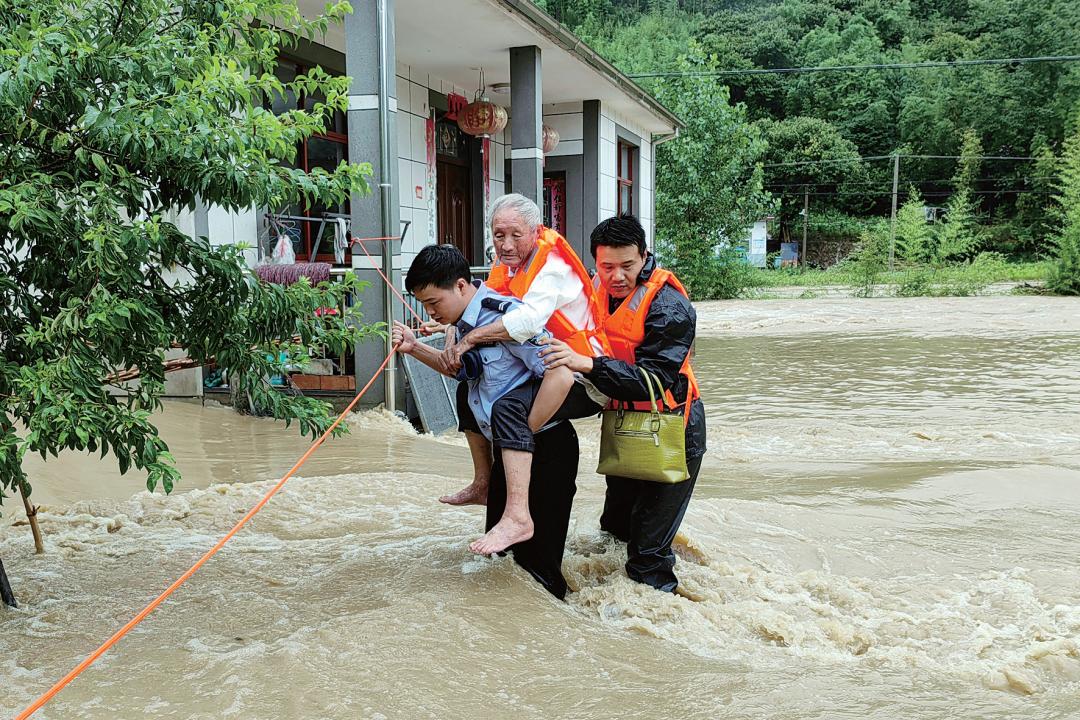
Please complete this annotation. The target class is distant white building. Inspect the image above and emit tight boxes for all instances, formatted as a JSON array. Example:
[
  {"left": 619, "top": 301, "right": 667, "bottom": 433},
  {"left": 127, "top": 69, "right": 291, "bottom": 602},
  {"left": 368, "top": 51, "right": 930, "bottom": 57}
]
[{"left": 745, "top": 219, "right": 769, "bottom": 267}]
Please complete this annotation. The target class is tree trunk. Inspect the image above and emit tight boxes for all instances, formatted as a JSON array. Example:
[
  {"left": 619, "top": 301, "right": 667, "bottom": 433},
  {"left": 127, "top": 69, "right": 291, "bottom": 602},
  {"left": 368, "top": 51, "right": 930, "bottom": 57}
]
[
  {"left": 0, "top": 558, "right": 15, "bottom": 608},
  {"left": 20, "top": 484, "right": 44, "bottom": 555}
]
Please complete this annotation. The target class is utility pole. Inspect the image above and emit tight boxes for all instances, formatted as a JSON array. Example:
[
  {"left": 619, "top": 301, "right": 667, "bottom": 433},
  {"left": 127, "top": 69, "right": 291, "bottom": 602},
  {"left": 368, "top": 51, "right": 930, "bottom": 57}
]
[
  {"left": 801, "top": 185, "right": 809, "bottom": 268},
  {"left": 888, "top": 153, "right": 900, "bottom": 271},
  {"left": 376, "top": 0, "right": 397, "bottom": 413}
]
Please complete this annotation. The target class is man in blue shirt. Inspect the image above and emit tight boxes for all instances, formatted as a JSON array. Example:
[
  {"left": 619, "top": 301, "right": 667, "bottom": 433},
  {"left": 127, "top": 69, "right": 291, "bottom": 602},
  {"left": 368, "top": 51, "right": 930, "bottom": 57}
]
[{"left": 393, "top": 245, "right": 573, "bottom": 556}]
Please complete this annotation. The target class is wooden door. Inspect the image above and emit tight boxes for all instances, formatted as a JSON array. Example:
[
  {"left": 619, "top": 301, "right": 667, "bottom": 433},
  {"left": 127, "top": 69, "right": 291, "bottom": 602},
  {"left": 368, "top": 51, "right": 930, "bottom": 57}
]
[
  {"left": 543, "top": 172, "right": 567, "bottom": 237},
  {"left": 437, "top": 160, "right": 472, "bottom": 263}
]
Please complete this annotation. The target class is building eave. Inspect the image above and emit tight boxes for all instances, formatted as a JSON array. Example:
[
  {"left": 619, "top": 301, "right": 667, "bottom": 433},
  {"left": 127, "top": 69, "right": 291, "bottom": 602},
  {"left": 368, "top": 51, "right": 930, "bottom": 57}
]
[{"left": 493, "top": 0, "right": 684, "bottom": 134}]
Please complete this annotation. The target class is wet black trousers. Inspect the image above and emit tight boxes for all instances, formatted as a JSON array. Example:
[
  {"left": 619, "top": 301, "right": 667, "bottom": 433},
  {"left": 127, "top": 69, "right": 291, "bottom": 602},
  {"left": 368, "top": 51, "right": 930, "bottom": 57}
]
[
  {"left": 456, "top": 378, "right": 602, "bottom": 451},
  {"left": 485, "top": 420, "right": 579, "bottom": 600},
  {"left": 599, "top": 455, "right": 703, "bottom": 593}
]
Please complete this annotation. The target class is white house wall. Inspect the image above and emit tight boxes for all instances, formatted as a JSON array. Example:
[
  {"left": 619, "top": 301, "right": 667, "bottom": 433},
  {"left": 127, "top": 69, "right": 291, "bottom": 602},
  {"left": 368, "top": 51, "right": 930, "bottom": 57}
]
[
  {"left": 600, "top": 106, "right": 655, "bottom": 250},
  {"left": 394, "top": 62, "right": 509, "bottom": 277},
  {"left": 207, "top": 205, "right": 260, "bottom": 267},
  {"left": 543, "top": 101, "right": 584, "bottom": 158}
]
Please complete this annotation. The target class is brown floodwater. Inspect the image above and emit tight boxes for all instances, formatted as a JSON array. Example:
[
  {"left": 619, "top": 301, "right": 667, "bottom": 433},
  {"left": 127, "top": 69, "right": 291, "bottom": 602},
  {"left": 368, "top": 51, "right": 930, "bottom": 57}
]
[{"left": 3, "top": 295, "right": 1080, "bottom": 719}]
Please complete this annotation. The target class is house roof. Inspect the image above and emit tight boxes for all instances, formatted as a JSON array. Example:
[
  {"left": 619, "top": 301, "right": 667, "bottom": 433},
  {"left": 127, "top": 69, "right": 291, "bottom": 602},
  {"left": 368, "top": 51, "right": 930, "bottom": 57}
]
[
  {"left": 492, "top": 0, "right": 683, "bottom": 133},
  {"left": 302, "top": 0, "right": 682, "bottom": 136}
]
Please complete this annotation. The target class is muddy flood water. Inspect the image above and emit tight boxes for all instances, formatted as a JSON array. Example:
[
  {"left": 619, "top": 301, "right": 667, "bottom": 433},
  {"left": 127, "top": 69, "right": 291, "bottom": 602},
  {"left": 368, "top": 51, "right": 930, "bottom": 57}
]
[{"left": 3, "top": 295, "right": 1080, "bottom": 719}]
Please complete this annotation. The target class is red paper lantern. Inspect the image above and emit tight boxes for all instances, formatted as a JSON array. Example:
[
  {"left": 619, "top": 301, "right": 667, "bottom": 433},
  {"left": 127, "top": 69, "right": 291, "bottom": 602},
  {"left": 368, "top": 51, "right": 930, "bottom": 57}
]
[
  {"left": 457, "top": 98, "right": 507, "bottom": 139},
  {"left": 542, "top": 124, "right": 560, "bottom": 155}
]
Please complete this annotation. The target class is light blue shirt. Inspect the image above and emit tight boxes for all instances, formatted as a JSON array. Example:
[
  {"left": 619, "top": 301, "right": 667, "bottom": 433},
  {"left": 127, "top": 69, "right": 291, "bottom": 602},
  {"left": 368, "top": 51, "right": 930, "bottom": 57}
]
[{"left": 456, "top": 284, "right": 549, "bottom": 441}]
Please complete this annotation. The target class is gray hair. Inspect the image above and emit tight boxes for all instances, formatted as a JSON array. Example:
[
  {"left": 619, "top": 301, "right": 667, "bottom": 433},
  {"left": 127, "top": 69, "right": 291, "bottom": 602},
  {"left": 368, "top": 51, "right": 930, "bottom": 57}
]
[{"left": 489, "top": 193, "right": 542, "bottom": 229}]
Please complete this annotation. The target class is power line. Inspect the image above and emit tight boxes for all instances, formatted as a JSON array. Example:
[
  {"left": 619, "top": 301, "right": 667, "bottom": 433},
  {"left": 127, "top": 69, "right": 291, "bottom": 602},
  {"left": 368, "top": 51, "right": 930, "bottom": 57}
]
[
  {"left": 767, "top": 188, "right": 1054, "bottom": 197},
  {"left": 763, "top": 175, "right": 1057, "bottom": 189},
  {"left": 901, "top": 154, "right": 1047, "bottom": 161},
  {"left": 762, "top": 153, "right": 1044, "bottom": 168},
  {"left": 629, "top": 55, "right": 1080, "bottom": 79},
  {"left": 762, "top": 155, "right": 891, "bottom": 167}
]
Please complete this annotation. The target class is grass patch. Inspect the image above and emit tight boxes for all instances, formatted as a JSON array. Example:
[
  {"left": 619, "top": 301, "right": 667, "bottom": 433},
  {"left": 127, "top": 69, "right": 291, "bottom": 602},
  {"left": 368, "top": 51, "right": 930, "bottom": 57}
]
[{"left": 748, "top": 259, "right": 1052, "bottom": 292}]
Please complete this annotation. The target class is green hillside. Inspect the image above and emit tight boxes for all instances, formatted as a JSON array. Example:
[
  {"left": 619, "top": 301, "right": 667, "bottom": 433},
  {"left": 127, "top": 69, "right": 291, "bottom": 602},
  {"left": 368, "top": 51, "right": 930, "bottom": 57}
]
[{"left": 536, "top": 0, "right": 1080, "bottom": 292}]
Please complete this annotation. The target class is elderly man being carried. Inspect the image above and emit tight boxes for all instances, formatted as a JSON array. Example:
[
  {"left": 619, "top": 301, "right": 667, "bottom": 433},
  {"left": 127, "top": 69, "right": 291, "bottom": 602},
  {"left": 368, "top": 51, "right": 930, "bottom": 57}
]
[{"left": 439, "top": 193, "right": 607, "bottom": 508}]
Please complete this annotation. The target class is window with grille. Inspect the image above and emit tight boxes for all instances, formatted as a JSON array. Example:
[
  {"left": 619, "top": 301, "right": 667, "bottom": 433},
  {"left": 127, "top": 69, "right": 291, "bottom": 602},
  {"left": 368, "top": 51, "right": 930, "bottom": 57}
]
[
  {"left": 617, "top": 139, "right": 635, "bottom": 215},
  {"left": 270, "top": 58, "right": 350, "bottom": 263}
]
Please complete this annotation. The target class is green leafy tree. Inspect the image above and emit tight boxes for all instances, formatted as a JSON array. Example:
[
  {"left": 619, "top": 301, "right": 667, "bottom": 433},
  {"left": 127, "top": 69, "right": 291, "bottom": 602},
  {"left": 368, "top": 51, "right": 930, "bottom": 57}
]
[
  {"left": 1047, "top": 119, "right": 1080, "bottom": 295},
  {"left": 954, "top": 128, "right": 983, "bottom": 195},
  {"left": 784, "top": 14, "right": 898, "bottom": 157},
  {"left": 895, "top": 187, "right": 934, "bottom": 264},
  {"left": 1011, "top": 135, "right": 1062, "bottom": 256},
  {"left": 846, "top": 220, "right": 891, "bottom": 297},
  {"left": 935, "top": 191, "right": 980, "bottom": 263},
  {"left": 0, "top": 0, "right": 378, "bottom": 512},
  {"left": 577, "top": 2, "right": 695, "bottom": 82},
  {"left": 651, "top": 53, "right": 771, "bottom": 299},
  {"left": 934, "top": 129, "right": 985, "bottom": 263},
  {"left": 576, "top": 0, "right": 1080, "bottom": 256},
  {"left": 756, "top": 115, "right": 870, "bottom": 241}
]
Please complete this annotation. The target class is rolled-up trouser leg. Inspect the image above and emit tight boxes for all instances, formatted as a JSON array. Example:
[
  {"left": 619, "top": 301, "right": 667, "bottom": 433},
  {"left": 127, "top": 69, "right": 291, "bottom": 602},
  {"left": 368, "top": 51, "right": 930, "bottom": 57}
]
[
  {"left": 610, "top": 455, "right": 703, "bottom": 593},
  {"left": 486, "top": 421, "right": 579, "bottom": 600},
  {"left": 490, "top": 382, "right": 536, "bottom": 452},
  {"left": 490, "top": 378, "right": 603, "bottom": 452}
]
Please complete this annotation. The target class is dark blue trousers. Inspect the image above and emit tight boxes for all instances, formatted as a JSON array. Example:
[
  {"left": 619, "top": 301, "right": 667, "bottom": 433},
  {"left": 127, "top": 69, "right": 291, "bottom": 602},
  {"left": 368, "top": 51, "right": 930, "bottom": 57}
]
[{"left": 599, "top": 455, "right": 703, "bottom": 593}]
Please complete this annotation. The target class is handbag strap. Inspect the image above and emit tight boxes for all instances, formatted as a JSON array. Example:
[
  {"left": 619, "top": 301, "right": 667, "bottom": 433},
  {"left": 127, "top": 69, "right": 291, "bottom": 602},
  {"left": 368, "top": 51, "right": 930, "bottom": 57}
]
[
  {"left": 636, "top": 367, "right": 662, "bottom": 414},
  {"left": 639, "top": 368, "right": 693, "bottom": 428},
  {"left": 611, "top": 368, "right": 681, "bottom": 421}
]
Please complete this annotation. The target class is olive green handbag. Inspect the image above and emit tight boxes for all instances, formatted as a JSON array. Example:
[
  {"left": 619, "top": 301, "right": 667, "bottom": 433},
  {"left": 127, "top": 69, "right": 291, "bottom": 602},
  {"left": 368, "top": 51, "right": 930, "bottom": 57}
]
[{"left": 597, "top": 368, "right": 689, "bottom": 484}]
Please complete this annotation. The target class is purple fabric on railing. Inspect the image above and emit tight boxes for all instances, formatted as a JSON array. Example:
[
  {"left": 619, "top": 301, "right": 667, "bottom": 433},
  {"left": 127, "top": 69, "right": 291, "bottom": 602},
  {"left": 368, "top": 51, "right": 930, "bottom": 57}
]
[{"left": 255, "top": 263, "right": 332, "bottom": 285}]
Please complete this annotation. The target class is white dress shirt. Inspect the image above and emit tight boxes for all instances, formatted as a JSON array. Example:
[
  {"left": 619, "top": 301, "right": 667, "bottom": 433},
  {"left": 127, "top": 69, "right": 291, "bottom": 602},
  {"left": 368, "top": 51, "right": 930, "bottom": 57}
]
[
  {"left": 500, "top": 254, "right": 603, "bottom": 355},
  {"left": 496, "top": 252, "right": 608, "bottom": 405}
]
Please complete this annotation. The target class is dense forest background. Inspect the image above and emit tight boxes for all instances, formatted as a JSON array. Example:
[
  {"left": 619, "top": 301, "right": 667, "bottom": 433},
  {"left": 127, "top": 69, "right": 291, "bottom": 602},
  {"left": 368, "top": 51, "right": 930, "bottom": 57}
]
[{"left": 535, "top": 0, "right": 1080, "bottom": 281}]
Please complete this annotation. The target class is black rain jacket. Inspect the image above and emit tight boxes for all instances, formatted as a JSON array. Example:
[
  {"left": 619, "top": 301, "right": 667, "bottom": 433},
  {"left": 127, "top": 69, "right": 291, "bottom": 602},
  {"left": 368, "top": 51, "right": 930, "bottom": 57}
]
[{"left": 584, "top": 254, "right": 707, "bottom": 460}]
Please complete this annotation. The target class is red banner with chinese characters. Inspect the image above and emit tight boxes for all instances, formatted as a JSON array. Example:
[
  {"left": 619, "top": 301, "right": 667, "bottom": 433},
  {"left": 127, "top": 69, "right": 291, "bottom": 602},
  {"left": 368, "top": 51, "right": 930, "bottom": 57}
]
[{"left": 446, "top": 92, "right": 468, "bottom": 121}]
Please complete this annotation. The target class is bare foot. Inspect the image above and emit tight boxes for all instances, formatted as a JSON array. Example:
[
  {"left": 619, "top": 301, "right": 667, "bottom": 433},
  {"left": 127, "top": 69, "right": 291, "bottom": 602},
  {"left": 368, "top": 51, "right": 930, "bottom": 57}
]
[
  {"left": 469, "top": 516, "right": 534, "bottom": 555},
  {"left": 440, "top": 481, "right": 488, "bottom": 506}
]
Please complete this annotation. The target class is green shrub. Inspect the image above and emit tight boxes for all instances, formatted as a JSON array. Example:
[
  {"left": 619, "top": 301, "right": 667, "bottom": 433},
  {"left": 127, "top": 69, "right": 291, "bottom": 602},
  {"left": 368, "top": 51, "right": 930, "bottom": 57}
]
[
  {"left": 1047, "top": 119, "right": 1080, "bottom": 296},
  {"left": 895, "top": 189, "right": 934, "bottom": 264},
  {"left": 934, "top": 189, "right": 983, "bottom": 264},
  {"left": 896, "top": 270, "right": 933, "bottom": 297},
  {"left": 846, "top": 222, "right": 890, "bottom": 297}
]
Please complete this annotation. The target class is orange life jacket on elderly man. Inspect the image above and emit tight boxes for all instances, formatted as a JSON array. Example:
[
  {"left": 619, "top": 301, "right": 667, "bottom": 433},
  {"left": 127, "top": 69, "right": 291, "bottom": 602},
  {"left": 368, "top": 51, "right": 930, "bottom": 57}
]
[{"left": 486, "top": 225, "right": 610, "bottom": 358}]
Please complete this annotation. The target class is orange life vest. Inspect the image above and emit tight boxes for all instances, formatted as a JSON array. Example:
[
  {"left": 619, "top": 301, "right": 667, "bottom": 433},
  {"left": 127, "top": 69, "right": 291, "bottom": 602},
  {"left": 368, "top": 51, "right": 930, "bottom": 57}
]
[
  {"left": 594, "top": 267, "right": 701, "bottom": 419},
  {"left": 486, "top": 226, "right": 610, "bottom": 357}
]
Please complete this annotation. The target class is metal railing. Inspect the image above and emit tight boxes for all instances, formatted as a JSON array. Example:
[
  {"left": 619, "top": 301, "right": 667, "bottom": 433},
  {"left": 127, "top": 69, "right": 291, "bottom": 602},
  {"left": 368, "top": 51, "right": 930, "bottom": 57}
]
[{"left": 400, "top": 265, "right": 492, "bottom": 329}]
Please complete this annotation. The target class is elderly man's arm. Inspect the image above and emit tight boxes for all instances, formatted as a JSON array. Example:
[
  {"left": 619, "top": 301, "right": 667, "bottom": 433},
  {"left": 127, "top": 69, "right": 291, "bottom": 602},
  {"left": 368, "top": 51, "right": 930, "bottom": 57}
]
[
  {"left": 441, "top": 257, "right": 580, "bottom": 372},
  {"left": 393, "top": 321, "right": 458, "bottom": 379},
  {"left": 438, "top": 317, "right": 513, "bottom": 374}
]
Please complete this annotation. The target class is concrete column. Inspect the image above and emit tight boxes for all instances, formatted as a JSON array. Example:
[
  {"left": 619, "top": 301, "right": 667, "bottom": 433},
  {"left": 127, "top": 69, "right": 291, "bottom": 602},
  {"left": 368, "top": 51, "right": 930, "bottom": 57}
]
[
  {"left": 582, "top": 99, "right": 601, "bottom": 265},
  {"left": 346, "top": 0, "right": 403, "bottom": 408},
  {"left": 510, "top": 46, "right": 543, "bottom": 205}
]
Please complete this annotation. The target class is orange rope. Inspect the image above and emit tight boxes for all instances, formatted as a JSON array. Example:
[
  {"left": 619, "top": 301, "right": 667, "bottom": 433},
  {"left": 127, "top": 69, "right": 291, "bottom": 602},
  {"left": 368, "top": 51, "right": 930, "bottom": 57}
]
[
  {"left": 18, "top": 232, "right": 442, "bottom": 718},
  {"left": 15, "top": 351, "right": 395, "bottom": 720},
  {"left": 351, "top": 237, "right": 426, "bottom": 324},
  {"left": 349, "top": 235, "right": 400, "bottom": 243}
]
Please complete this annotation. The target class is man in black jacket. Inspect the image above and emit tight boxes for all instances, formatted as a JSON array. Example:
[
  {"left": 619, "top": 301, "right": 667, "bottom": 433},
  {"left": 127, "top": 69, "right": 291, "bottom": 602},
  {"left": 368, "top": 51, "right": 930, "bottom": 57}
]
[{"left": 540, "top": 214, "right": 706, "bottom": 593}]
